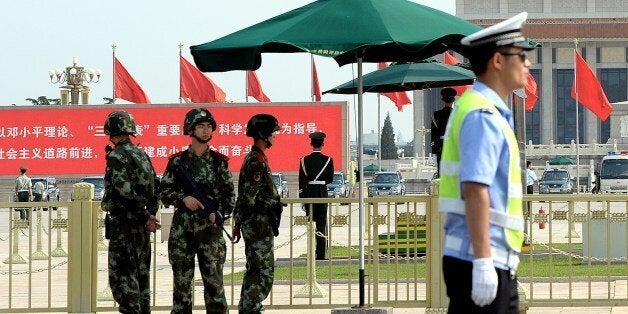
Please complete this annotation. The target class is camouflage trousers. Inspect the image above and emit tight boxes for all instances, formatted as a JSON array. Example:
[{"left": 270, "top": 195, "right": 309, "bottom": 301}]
[
  {"left": 108, "top": 217, "right": 152, "bottom": 314},
  {"left": 168, "top": 210, "right": 227, "bottom": 314},
  {"left": 239, "top": 213, "right": 274, "bottom": 314}
]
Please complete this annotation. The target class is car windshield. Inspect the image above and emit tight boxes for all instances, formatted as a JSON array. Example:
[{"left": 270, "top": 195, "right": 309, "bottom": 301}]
[
  {"left": 272, "top": 175, "right": 280, "bottom": 186},
  {"left": 373, "top": 173, "right": 399, "bottom": 184},
  {"left": 600, "top": 160, "right": 628, "bottom": 179},
  {"left": 82, "top": 178, "right": 104, "bottom": 188},
  {"left": 333, "top": 174, "right": 344, "bottom": 184},
  {"left": 542, "top": 171, "right": 568, "bottom": 181},
  {"left": 31, "top": 178, "right": 46, "bottom": 185}
]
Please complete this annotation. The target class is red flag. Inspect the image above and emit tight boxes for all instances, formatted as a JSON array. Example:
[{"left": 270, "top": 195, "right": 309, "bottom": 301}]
[
  {"left": 443, "top": 52, "right": 471, "bottom": 95},
  {"left": 247, "top": 71, "right": 270, "bottom": 102},
  {"left": 311, "top": 55, "right": 322, "bottom": 101},
  {"left": 524, "top": 73, "right": 538, "bottom": 112},
  {"left": 571, "top": 50, "right": 612, "bottom": 121},
  {"left": 180, "top": 56, "right": 226, "bottom": 103},
  {"left": 114, "top": 57, "right": 151, "bottom": 104},
  {"left": 377, "top": 62, "right": 411, "bottom": 112}
]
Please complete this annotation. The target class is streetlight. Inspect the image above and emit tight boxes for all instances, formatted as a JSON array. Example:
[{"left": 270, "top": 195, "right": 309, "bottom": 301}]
[
  {"left": 49, "top": 56, "right": 101, "bottom": 105},
  {"left": 416, "top": 126, "right": 430, "bottom": 165}
]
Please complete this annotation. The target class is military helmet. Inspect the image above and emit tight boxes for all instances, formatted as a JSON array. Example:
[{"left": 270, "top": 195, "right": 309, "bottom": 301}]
[
  {"left": 104, "top": 111, "right": 136, "bottom": 136},
  {"left": 184, "top": 108, "right": 217, "bottom": 135},
  {"left": 245, "top": 114, "right": 280, "bottom": 139}
]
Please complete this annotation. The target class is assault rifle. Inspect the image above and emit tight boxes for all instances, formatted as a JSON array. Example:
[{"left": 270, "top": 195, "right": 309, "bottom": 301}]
[{"left": 173, "top": 163, "right": 233, "bottom": 242}]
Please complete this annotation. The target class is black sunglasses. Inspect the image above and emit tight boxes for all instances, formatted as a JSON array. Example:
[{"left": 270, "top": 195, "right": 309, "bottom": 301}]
[{"left": 498, "top": 50, "right": 527, "bottom": 62}]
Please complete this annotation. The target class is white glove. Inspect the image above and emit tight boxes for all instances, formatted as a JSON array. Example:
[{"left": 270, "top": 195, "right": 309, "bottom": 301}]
[{"left": 471, "top": 257, "right": 498, "bottom": 307}]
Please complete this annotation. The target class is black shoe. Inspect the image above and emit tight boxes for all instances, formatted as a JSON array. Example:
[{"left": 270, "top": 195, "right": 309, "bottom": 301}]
[{"left": 316, "top": 257, "right": 328, "bottom": 261}]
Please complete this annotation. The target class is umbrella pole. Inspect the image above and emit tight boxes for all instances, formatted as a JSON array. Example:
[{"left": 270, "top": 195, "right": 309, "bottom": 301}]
[
  {"left": 357, "top": 56, "right": 366, "bottom": 308},
  {"left": 378, "top": 94, "right": 381, "bottom": 171}
]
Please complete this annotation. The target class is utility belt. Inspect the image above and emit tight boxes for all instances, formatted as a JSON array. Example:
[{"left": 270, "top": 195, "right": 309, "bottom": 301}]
[
  {"left": 308, "top": 181, "right": 326, "bottom": 185},
  {"left": 444, "top": 235, "right": 519, "bottom": 271}
]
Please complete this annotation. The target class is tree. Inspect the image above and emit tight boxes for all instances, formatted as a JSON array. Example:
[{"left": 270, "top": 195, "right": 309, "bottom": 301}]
[{"left": 380, "top": 113, "right": 398, "bottom": 160}]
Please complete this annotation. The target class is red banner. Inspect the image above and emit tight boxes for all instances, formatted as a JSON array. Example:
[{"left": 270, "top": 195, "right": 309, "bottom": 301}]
[{"left": 0, "top": 103, "right": 345, "bottom": 176}]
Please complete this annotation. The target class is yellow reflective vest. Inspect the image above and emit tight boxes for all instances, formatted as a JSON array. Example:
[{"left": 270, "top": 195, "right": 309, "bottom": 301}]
[{"left": 439, "top": 91, "right": 524, "bottom": 252}]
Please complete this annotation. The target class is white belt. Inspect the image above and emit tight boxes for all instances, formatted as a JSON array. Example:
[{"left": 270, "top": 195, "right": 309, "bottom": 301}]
[
  {"left": 17, "top": 189, "right": 29, "bottom": 192},
  {"left": 308, "top": 181, "right": 326, "bottom": 185},
  {"left": 445, "top": 235, "right": 519, "bottom": 271}
]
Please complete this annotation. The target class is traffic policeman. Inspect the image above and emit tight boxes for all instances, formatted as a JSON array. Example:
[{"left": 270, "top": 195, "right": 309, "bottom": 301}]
[
  {"left": 298, "top": 131, "right": 334, "bottom": 260},
  {"left": 439, "top": 12, "right": 536, "bottom": 313},
  {"left": 15, "top": 166, "right": 32, "bottom": 220},
  {"left": 431, "top": 87, "right": 456, "bottom": 175}
]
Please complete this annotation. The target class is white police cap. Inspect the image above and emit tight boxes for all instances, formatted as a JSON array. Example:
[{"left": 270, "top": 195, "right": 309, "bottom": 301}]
[{"left": 461, "top": 12, "right": 535, "bottom": 50}]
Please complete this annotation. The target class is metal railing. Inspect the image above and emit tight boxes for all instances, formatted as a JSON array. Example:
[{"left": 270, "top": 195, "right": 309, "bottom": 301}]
[{"left": 0, "top": 183, "right": 625, "bottom": 313}]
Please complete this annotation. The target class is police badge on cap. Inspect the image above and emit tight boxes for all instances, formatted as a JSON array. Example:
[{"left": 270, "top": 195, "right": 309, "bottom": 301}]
[{"left": 461, "top": 12, "right": 536, "bottom": 50}]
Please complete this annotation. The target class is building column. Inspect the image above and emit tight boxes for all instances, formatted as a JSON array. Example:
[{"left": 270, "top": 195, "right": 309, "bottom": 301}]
[
  {"left": 413, "top": 89, "right": 426, "bottom": 158},
  {"left": 541, "top": 42, "right": 555, "bottom": 144}
]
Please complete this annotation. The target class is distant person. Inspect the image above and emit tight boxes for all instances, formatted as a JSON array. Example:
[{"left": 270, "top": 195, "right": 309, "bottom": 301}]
[
  {"left": 431, "top": 87, "right": 457, "bottom": 175},
  {"left": 299, "top": 131, "right": 334, "bottom": 260},
  {"left": 439, "top": 12, "right": 536, "bottom": 313},
  {"left": 159, "top": 108, "right": 235, "bottom": 313},
  {"left": 102, "top": 110, "right": 160, "bottom": 313},
  {"left": 232, "top": 114, "right": 281, "bottom": 314},
  {"left": 32, "top": 180, "right": 45, "bottom": 202},
  {"left": 15, "top": 165, "right": 32, "bottom": 220},
  {"left": 526, "top": 161, "right": 538, "bottom": 194}
]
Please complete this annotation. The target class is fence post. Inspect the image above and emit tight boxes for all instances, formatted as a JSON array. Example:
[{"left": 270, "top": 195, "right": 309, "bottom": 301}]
[
  {"left": 426, "top": 179, "right": 448, "bottom": 312},
  {"left": 68, "top": 183, "right": 95, "bottom": 313}
]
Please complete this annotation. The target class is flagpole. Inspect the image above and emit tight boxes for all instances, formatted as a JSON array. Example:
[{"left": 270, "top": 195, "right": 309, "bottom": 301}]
[
  {"left": 574, "top": 38, "right": 580, "bottom": 193},
  {"left": 112, "top": 44, "right": 116, "bottom": 104},
  {"left": 179, "top": 43, "right": 183, "bottom": 104},
  {"left": 311, "top": 54, "right": 315, "bottom": 102}
]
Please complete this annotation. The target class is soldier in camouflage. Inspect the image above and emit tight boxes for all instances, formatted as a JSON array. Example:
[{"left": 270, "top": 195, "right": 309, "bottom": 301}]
[
  {"left": 102, "top": 110, "right": 161, "bottom": 314},
  {"left": 159, "top": 108, "right": 235, "bottom": 314},
  {"left": 232, "top": 113, "right": 281, "bottom": 314}
]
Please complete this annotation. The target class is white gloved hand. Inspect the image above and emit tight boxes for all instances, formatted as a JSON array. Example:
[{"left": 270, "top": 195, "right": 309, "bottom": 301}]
[{"left": 471, "top": 257, "right": 498, "bottom": 307}]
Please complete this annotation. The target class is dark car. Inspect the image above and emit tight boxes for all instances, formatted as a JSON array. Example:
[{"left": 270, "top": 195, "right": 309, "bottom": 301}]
[
  {"left": 271, "top": 173, "right": 289, "bottom": 199},
  {"left": 368, "top": 171, "right": 406, "bottom": 197},
  {"left": 539, "top": 169, "right": 573, "bottom": 194},
  {"left": 81, "top": 176, "right": 105, "bottom": 201},
  {"left": 327, "top": 172, "right": 350, "bottom": 198},
  {"left": 31, "top": 177, "right": 60, "bottom": 202}
]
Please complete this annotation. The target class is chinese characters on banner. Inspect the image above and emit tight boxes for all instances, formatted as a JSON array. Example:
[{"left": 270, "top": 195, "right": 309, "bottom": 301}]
[{"left": 0, "top": 103, "right": 345, "bottom": 175}]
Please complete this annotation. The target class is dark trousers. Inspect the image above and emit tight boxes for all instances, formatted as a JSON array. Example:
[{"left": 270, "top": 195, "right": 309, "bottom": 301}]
[
  {"left": 443, "top": 256, "right": 519, "bottom": 314},
  {"left": 305, "top": 203, "right": 328, "bottom": 260},
  {"left": 17, "top": 191, "right": 30, "bottom": 220}
]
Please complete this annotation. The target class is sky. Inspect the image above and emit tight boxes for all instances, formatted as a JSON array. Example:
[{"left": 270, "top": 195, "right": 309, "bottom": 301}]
[{"left": 1, "top": 0, "right": 456, "bottom": 142}]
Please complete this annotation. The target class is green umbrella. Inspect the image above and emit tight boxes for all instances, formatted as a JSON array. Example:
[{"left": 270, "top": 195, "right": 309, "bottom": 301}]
[
  {"left": 324, "top": 60, "right": 475, "bottom": 94},
  {"left": 190, "top": 1, "right": 480, "bottom": 306},
  {"left": 549, "top": 156, "right": 576, "bottom": 165},
  {"left": 190, "top": 0, "right": 481, "bottom": 71},
  {"left": 364, "top": 164, "right": 381, "bottom": 171}
]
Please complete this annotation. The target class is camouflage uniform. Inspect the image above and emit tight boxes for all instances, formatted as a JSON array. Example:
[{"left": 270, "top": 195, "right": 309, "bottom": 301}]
[
  {"left": 102, "top": 111, "right": 159, "bottom": 314},
  {"left": 159, "top": 108, "right": 235, "bottom": 314},
  {"left": 234, "top": 145, "right": 280, "bottom": 314}
]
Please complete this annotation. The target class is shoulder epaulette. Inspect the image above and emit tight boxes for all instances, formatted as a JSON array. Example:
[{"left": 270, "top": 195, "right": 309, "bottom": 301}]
[{"left": 211, "top": 149, "right": 230, "bottom": 162}]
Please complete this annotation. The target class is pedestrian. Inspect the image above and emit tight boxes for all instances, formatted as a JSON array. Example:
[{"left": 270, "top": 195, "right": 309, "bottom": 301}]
[
  {"left": 159, "top": 108, "right": 235, "bottom": 314},
  {"left": 526, "top": 161, "right": 538, "bottom": 194},
  {"left": 438, "top": 12, "right": 536, "bottom": 313},
  {"left": 298, "top": 131, "right": 334, "bottom": 260},
  {"left": 102, "top": 110, "right": 161, "bottom": 314},
  {"left": 232, "top": 113, "right": 281, "bottom": 314},
  {"left": 431, "top": 87, "right": 457, "bottom": 176},
  {"left": 32, "top": 180, "right": 45, "bottom": 202},
  {"left": 14, "top": 165, "right": 32, "bottom": 220}
]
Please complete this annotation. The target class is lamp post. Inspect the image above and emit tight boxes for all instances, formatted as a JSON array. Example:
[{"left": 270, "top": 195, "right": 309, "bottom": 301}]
[
  {"left": 49, "top": 57, "right": 101, "bottom": 105},
  {"left": 416, "top": 126, "right": 430, "bottom": 165}
]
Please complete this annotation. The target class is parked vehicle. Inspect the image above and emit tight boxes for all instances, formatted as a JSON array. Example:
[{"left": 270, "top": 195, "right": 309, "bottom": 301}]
[
  {"left": 327, "top": 172, "right": 350, "bottom": 198},
  {"left": 598, "top": 154, "right": 628, "bottom": 193},
  {"left": 81, "top": 176, "right": 105, "bottom": 201},
  {"left": 368, "top": 171, "right": 406, "bottom": 197},
  {"left": 539, "top": 169, "right": 573, "bottom": 194},
  {"left": 271, "top": 173, "right": 289, "bottom": 199}
]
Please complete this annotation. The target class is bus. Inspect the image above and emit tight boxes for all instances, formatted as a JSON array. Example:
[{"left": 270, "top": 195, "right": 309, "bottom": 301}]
[{"left": 599, "top": 154, "right": 628, "bottom": 193}]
